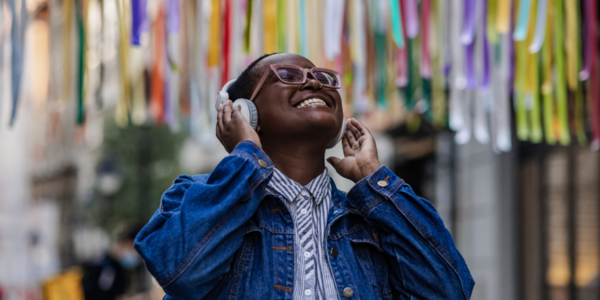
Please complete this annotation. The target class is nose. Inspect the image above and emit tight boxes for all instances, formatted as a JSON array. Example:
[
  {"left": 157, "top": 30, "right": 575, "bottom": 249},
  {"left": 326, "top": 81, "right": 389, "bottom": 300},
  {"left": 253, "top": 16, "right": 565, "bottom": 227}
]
[{"left": 299, "top": 72, "right": 323, "bottom": 91}]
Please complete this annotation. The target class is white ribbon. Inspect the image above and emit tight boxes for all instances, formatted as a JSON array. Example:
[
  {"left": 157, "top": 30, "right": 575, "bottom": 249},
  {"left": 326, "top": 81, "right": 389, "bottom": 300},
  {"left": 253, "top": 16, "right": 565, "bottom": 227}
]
[{"left": 324, "top": 0, "right": 345, "bottom": 60}]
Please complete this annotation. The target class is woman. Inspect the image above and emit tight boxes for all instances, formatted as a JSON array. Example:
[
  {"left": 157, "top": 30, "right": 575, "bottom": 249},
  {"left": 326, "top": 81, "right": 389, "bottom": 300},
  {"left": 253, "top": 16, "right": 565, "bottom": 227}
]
[{"left": 135, "top": 53, "right": 474, "bottom": 299}]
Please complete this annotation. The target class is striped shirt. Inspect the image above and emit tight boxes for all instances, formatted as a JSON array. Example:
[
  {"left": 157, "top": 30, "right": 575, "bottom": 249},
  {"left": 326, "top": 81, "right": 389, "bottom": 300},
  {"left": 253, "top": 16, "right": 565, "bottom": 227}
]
[{"left": 267, "top": 168, "right": 339, "bottom": 300}]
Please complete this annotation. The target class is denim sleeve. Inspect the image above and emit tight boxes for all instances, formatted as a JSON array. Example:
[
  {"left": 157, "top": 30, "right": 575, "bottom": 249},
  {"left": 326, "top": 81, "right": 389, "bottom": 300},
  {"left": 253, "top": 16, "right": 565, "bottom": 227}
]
[
  {"left": 346, "top": 165, "right": 475, "bottom": 300},
  {"left": 134, "top": 141, "right": 273, "bottom": 299}
]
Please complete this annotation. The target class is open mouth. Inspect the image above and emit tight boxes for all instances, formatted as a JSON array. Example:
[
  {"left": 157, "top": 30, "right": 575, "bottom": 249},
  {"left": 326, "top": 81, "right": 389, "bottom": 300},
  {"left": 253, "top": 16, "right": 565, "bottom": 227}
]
[{"left": 295, "top": 98, "right": 329, "bottom": 108}]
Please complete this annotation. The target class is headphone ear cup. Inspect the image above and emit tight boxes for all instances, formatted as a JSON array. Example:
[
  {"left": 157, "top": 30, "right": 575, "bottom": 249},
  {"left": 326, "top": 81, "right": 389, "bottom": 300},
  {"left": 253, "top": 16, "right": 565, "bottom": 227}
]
[
  {"left": 327, "top": 119, "right": 347, "bottom": 149},
  {"left": 232, "top": 99, "right": 258, "bottom": 130}
]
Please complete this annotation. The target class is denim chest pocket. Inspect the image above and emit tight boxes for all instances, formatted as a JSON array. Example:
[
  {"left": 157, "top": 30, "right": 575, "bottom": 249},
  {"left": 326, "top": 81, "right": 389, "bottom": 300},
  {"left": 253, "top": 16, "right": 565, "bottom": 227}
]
[
  {"left": 348, "top": 230, "right": 393, "bottom": 299},
  {"left": 219, "top": 230, "right": 260, "bottom": 282}
]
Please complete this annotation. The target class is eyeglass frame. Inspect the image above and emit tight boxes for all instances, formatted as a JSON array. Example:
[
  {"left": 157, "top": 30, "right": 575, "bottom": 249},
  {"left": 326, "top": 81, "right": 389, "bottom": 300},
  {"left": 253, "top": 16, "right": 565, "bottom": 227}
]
[{"left": 249, "top": 64, "right": 342, "bottom": 102}]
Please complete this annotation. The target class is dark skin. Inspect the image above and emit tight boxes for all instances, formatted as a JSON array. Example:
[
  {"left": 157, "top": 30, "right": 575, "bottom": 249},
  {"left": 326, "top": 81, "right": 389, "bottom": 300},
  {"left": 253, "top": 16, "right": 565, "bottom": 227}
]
[{"left": 216, "top": 53, "right": 381, "bottom": 185}]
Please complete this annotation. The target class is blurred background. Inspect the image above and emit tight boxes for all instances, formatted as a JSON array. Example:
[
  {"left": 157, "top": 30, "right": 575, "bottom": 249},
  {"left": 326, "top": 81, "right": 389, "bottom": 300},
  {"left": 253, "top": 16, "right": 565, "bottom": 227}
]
[{"left": 0, "top": 0, "right": 599, "bottom": 299}]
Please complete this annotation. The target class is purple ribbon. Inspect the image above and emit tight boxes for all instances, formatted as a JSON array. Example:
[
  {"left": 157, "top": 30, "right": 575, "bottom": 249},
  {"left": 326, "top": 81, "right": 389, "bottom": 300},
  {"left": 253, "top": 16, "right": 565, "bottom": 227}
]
[
  {"left": 167, "top": 0, "right": 180, "bottom": 33},
  {"left": 131, "top": 0, "right": 147, "bottom": 46},
  {"left": 404, "top": 0, "right": 420, "bottom": 38},
  {"left": 460, "top": 0, "right": 476, "bottom": 45},
  {"left": 481, "top": 0, "right": 490, "bottom": 89}
]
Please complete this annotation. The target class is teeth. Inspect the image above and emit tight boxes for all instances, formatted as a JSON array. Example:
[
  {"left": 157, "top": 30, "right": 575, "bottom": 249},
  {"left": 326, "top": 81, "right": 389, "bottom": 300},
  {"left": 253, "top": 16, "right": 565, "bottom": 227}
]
[{"left": 297, "top": 98, "right": 327, "bottom": 108}]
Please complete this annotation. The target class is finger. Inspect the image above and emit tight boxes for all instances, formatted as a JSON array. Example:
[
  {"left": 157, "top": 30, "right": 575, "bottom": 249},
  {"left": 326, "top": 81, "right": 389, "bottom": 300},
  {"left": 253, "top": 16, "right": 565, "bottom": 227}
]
[
  {"left": 217, "top": 103, "right": 224, "bottom": 131},
  {"left": 350, "top": 118, "right": 372, "bottom": 136},
  {"left": 346, "top": 125, "right": 357, "bottom": 145},
  {"left": 341, "top": 135, "right": 354, "bottom": 154},
  {"left": 349, "top": 126, "right": 362, "bottom": 145},
  {"left": 326, "top": 156, "right": 342, "bottom": 169},
  {"left": 231, "top": 104, "right": 242, "bottom": 120},
  {"left": 223, "top": 101, "right": 233, "bottom": 124}
]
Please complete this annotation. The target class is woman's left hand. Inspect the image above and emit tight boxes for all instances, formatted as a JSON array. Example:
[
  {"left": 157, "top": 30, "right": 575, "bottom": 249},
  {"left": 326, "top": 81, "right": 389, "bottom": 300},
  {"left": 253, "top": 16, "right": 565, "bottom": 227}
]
[{"left": 327, "top": 118, "right": 382, "bottom": 183}]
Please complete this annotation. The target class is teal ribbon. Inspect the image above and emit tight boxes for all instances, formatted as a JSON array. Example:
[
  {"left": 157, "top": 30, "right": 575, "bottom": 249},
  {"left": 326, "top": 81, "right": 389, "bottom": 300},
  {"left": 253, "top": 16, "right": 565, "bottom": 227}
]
[
  {"left": 389, "top": 0, "right": 405, "bottom": 48},
  {"left": 298, "top": 0, "right": 308, "bottom": 57}
]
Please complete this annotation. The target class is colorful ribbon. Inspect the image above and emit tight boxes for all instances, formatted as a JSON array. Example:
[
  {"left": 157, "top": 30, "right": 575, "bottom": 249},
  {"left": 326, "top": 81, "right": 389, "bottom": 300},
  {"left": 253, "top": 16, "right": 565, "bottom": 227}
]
[
  {"left": 553, "top": 0, "right": 571, "bottom": 145},
  {"left": 132, "top": 0, "right": 147, "bottom": 46},
  {"left": 208, "top": 0, "right": 221, "bottom": 67},
  {"left": 389, "top": 0, "right": 405, "bottom": 48},
  {"left": 8, "top": 0, "right": 26, "bottom": 126}
]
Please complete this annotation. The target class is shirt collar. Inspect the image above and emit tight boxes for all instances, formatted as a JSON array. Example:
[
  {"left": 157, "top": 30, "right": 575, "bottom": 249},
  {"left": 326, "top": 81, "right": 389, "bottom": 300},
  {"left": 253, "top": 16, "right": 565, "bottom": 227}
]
[{"left": 268, "top": 168, "right": 330, "bottom": 206}]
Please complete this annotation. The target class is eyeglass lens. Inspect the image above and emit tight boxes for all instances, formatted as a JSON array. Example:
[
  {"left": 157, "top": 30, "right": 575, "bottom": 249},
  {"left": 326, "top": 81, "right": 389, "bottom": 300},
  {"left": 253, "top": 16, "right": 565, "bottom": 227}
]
[{"left": 275, "top": 67, "right": 339, "bottom": 87}]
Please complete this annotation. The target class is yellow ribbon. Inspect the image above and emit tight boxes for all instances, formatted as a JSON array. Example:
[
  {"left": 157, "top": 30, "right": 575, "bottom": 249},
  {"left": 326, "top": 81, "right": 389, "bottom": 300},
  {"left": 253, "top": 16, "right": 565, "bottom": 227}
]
[
  {"left": 541, "top": 10, "right": 556, "bottom": 144},
  {"left": 208, "top": 0, "right": 221, "bottom": 67},
  {"left": 564, "top": 0, "right": 579, "bottom": 90},
  {"left": 496, "top": 0, "right": 511, "bottom": 33},
  {"left": 263, "top": 0, "right": 277, "bottom": 54}
]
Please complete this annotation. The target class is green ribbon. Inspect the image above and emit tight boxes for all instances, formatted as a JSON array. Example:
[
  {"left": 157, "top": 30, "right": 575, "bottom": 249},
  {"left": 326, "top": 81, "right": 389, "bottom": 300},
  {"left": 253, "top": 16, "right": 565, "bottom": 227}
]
[{"left": 553, "top": 0, "right": 571, "bottom": 145}]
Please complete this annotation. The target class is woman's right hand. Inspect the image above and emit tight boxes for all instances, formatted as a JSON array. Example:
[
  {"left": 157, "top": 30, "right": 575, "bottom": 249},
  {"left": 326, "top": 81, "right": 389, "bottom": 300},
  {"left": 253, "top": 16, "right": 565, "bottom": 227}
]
[{"left": 216, "top": 100, "right": 262, "bottom": 153}]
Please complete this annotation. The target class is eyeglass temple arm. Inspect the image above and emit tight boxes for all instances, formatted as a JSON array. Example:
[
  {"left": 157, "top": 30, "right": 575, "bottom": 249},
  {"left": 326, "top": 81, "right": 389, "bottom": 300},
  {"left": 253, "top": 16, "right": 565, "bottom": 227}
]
[{"left": 249, "top": 71, "right": 271, "bottom": 102}]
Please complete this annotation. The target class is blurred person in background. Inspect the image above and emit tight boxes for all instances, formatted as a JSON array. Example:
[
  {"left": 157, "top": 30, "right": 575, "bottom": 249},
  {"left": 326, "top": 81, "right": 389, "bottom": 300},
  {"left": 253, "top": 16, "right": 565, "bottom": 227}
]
[
  {"left": 81, "top": 225, "right": 148, "bottom": 300},
  {"left": 135, "top": 53, "right": 474, "bottom": 299}
]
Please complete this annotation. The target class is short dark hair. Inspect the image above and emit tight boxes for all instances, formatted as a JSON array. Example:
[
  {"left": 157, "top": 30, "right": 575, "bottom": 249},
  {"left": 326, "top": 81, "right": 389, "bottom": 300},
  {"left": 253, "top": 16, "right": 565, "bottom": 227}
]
[{"left": 227, "top": 53, "right": 277, "bottom": 100}]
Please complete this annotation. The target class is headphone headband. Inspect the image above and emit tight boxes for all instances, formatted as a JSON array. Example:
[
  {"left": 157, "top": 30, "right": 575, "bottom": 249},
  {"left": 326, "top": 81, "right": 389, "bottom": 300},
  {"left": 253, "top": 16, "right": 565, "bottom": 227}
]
[{"left": 215, "top": 79, "right": 238, "bottom": 110}]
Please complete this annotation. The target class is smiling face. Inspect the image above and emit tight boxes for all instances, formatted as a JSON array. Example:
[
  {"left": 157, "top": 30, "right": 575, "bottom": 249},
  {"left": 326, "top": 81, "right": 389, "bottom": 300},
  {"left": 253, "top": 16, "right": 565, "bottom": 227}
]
[{"left": 251, "top": 53, "right": 344, "bottom": 149}]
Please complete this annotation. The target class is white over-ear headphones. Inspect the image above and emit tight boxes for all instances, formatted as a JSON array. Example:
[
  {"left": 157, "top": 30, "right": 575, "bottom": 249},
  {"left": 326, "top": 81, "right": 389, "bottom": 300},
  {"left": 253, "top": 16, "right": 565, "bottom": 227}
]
[{"left": 216, "top": 78, "right": 346, "bottom": 149}]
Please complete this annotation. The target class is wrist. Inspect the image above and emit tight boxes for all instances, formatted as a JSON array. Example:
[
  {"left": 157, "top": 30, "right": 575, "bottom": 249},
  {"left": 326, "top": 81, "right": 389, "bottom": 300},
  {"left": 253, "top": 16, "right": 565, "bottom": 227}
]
[{"left": 358, "top": 160, "right": 382, "bottom": 181}]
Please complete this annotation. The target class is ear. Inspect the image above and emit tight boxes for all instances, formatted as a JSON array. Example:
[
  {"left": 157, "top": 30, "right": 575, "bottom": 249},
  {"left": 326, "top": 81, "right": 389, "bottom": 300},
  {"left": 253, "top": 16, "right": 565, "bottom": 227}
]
[{"left": 256, "top": 124, "right": 261, "bottom": 133}]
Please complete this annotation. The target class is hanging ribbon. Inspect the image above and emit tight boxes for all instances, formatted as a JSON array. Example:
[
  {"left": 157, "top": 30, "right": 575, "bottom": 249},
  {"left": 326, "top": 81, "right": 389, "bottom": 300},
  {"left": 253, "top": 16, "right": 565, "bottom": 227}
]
[
  {"left": 583, "top": 0, "right": 599, "bottom": 148},
  {"left": 460, "top": 0, "right": 476, "bottom": 45},
  {"left": 404, "top": 0, "right": 418, "bottom": 39},
  {"left": 565, "top": 0, "right": 586, "bottom": 144},
  {"left": 285, "top": 0, "right": 298, "bottom": 53},
  {"left": 132, "top": 0, "right": 147, "bottom": 46},
  {"left": 389, "top": 0, "right": 404, "bottom": 48},
  {"left": 496, "top": 0, "right": 511, "bottom": 33},
  {"left": 263, "top": 0, "right": 276, "bottom": 54},
  {"left": 60, "top": 0, "right": 73, "bottom": 108},
  {"left": 276, "top": 0, "right": 286, "bottom": 52},
  {"left": 473, "top": 0, "right": 489, "bottom": 144},
  {"left": 324, "top": 0, "right": 345, "bottom": 60},
  {"left": 208, "top": 0, "right": 221, "bottom": 67},
  {"left": 76, "top": 0, "right": 86, "bottom": 124},
  {"left": 222, "top": 0, "right": 231, "bottom": 83},
  {"left": 420, "top": 0, "right": 431, "bottom": 79},
  {"left": 513, "top": 0, "right": 532, "bottom": 41},
  {"left": 151, "top": 7, "right": 165, "bottom": 124},
  {"left": 529, "top": 0, "right": 547, "bottom": 53},
  {"left": 298, "top": 0, "right": 308, "bottom": 57},
  {"left": 541, "top": 16, "right": 556, "bottom": 145},
  {"left": 8, "top": 0, "right": 26, "bottom": 126},
  {"left": 487, "top": 0, "right": 499, "bottom": 44},
  {"left": 553, "top": 0, "right": 571, "bottom": 145},
  {"left": 244, "top": 0, "right": 252, "bottom": 53},
  {"left": 580, "top": 0, "right": 595, "bottom": 81},
  {"left": 564, "top": 0, "right": 579, "bottom": 91},
  {"left": 431, "top": 0, "right": 446, "bottom": 127}
]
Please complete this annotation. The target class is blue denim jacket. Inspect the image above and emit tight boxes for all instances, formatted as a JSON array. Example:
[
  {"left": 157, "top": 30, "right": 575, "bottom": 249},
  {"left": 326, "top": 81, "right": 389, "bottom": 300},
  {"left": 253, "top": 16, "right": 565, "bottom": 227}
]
[{"left": 134, "top": 141, "right": 474, "bottom": 299}]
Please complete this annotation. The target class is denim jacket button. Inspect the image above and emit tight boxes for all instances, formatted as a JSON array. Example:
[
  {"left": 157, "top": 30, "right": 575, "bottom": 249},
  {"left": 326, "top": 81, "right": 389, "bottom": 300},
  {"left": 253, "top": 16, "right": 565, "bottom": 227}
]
[
  {"left": 377, "top": 180, "right": 388, "bottom": 187},
  {"left": 343, "top": 287, "right": 353, "bottom": 298},
  {"left": 258, "top": 159, "right": 268, "bottom": 168},
  {"left": 331, "top": 247, "right": 338, "bottom": 258}
]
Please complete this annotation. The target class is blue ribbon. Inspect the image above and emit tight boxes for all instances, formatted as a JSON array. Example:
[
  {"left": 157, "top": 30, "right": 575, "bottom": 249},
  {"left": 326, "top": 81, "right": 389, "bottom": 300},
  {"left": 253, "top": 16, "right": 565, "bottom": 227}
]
[{"left": 8, "top": 0, "right": 27, "bottom": 126}]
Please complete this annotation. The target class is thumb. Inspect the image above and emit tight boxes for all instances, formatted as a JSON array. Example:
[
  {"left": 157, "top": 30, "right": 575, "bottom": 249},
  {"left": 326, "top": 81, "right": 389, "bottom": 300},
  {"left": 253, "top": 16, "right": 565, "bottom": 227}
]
[{"left": 327, "top": 157, "right": 342, "bottom": 169}]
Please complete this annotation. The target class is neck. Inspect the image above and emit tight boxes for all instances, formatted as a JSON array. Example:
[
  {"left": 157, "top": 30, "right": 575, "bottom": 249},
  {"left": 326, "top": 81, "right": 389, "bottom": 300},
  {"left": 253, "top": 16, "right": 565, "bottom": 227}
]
[{"left": 262, "top": 140, "right": 327, "bottom": 186}]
